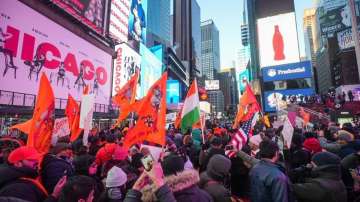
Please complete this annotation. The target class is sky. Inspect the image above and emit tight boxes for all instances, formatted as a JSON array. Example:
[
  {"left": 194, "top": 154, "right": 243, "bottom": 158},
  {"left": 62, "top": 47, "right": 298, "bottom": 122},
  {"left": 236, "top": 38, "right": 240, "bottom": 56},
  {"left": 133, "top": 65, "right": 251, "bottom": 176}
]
[{"left": 197, "top": 0, "right": 316, "bottom": 69}]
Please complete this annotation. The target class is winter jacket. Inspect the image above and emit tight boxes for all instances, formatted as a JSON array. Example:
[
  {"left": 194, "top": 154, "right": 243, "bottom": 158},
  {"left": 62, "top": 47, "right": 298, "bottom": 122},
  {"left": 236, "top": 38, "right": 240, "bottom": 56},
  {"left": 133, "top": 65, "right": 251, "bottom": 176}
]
[
  {"left": 199, "top": 172, "right": 231, "bottom": 202},
  {"left": 124, "top": 184, "right": 176, "bottom": 202},
  {"left": 40, "top": 153, "right": 75, "bottom": 193},
  {"left": 292, "top": 164, "right": 347, "bottom": 202},
  {"left": 140, "top": 169, "right": 212, "bottom": 202},
  {"left": 249, "top": 160, "right": 293, "bottom": 202},
  {"left": 338, "top": 140, "right": 360, "bottom": 159},
  {"left": 318, "top": 137, "right": 341, "bottom": 154},
  {"left": 96, "top": 143, "right": 117, "bottom": 165},
  {"left": 0, "top": 165, "right": 47, "bottom": 202},
  {"left": 199, "top": 147, "right": 225, "bottom": 172}
]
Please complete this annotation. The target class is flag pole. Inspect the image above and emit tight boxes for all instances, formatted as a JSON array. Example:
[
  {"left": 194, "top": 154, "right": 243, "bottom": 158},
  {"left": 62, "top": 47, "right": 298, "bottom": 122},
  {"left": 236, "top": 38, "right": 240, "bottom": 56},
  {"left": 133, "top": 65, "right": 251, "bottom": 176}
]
[{"left": 200, "top": 112, "right": 205, "bottom": 144}]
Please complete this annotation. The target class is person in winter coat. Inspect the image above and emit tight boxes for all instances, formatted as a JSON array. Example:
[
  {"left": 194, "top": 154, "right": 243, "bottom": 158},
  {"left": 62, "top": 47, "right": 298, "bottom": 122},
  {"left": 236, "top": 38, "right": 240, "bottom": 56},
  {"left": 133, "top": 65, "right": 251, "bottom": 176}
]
[
  {"left": 123, "top": 163, "right": 177, "bottom": 202},
  {"left": 0, "top": 146, "right": 48, "bottom": 202},
  {"left": 98, "top": 166, "right": 128, "bottom": 202},
  {"left": 249, "top": 140, "right": 293, "bottom": 202},
  {"left": 40, "top": 143, "right": 75, "bottom": 194},
  {"left": 293, "top": 151, "right": 347, "bottom": 202},
  {"left": 341, "top": 150, "right": 360, "bottom": 201},
  {"left": 199, "top": 136, "right": 225, "bottom": 172},
  {"left": 199, "top": 154, "right": 232, "bottom": 202},
  {"left": 58, "top": 175, "right": 98, "bottom": 202},
  {"left": 140, "top": 154, "right": 212, "bottom": 202}
]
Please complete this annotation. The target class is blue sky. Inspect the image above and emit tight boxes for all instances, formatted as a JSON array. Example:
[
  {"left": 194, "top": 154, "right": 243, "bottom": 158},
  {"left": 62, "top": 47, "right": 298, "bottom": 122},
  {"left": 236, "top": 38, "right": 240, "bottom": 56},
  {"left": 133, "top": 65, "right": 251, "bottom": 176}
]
[{"left": 197, "top": 0, "right": 316, "bottom": 68}]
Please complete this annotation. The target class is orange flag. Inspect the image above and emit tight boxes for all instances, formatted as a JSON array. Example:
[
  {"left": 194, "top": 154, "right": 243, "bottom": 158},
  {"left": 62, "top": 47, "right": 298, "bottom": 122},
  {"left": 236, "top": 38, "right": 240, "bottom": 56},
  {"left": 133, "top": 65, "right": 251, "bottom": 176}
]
[
  {"left": 123, "top": 72, "right": 167, "bottom": 148},
  {"left": 299, "top": 107, "right": 311, "bottom": 126},
  {"left": 112, "top": 70, "right": 139, "bottom": 127},
  {"left": 27, "top": 73, "right": 55, "bottom": 153},
  {"left": 65, "top": 94, "right": 82, "bottom": 142},
  {"left": 10, "top": 119, "right": 33, "bottom": 134},
  {"left": 174, "top": 106, "right": 182, "bottom": 129},
  {"left": 233, "top": 84, "right": 260, "bottom": 129}
]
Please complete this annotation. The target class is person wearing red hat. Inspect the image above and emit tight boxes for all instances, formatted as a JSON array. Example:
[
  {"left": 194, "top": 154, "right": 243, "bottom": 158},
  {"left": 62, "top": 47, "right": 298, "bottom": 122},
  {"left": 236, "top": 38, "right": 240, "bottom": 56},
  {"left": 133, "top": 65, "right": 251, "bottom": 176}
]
[{"left": 0, "top": 146, "right": 46, "bottom": 202}]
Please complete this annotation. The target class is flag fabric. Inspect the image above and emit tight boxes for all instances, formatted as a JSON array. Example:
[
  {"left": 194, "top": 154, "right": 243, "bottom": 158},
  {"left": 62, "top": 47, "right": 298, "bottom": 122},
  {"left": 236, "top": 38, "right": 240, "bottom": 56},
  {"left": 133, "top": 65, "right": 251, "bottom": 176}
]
[
  {"left": 282, "top": 117, "right": 294, "bottom": 149},
  {"left": 123, "top": 72, "right": 167, "bottom": 148},
  {"left": 112, "top": 70, "right": 139, "bottom": 127},
  {"left": 80, "top": 94, "right": 95, "bottom": 146},
  {"left": 299, "top": 107, "right": 311, "bottom": 126},
  {"left": 65, "top": 95, "right": 82, "bottom": 142},
  {"left": 228, "top": 113, "right": 257, "bottom": 157},
  {"left": 233, "top": 84, "right": 260, "bottom": 129},
  {"left": 27, "top": 73, "right": 55, "bottom": 153},
  {"left": 10, "top": 119, "right": 33, "bottom": 134},
  {"left": 174, "top": 106, "right": 182, "bottom": 129},
  {"left": 180, "top": 79, "right": 200, "bottom": 134}
]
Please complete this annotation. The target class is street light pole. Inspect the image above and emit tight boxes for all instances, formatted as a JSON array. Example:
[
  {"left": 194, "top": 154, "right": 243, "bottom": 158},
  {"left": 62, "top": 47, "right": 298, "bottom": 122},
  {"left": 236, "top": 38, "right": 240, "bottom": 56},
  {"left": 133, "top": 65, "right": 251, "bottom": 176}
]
[{"left": 348, "top": 0, "right": 360, "bottom": 81}]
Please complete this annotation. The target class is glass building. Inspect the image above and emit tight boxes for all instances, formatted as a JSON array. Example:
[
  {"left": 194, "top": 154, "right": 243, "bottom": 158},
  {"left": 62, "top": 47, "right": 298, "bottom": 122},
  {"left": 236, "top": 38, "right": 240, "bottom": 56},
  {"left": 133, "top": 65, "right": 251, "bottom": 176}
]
[
  {"left": 147, "top": 0, "right": 171, "bottom": 47},
  {"left": 201, "top": 19, "right": 220, "bottom": 80}
]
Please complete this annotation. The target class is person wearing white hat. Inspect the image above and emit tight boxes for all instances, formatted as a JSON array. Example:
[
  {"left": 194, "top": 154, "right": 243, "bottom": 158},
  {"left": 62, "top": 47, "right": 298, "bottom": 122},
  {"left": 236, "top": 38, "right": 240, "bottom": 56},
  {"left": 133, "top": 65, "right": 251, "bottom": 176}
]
[{"left": 99, "top": 166, "right": 128, "bottom": 202}]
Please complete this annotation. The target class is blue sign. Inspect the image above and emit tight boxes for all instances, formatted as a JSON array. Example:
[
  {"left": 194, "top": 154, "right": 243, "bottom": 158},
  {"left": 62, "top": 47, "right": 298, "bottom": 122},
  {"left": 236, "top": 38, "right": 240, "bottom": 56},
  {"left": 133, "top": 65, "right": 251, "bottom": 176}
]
[
  {"left": 167, "top": 80, "right": 180, "bottom": 104},
  {"left": 238, "top": 69, "right": 250, "bottom": 93},
  {"left": 263, "top": 88, "right": 315, "bottom": 112},
  {"left": 262, "top": 61, "right": 312, "bottom": 82}
]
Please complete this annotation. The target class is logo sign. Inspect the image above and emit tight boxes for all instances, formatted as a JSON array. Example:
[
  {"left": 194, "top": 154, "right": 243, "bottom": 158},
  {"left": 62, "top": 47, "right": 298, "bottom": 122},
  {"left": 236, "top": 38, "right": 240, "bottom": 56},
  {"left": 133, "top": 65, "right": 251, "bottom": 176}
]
[
  {"left": 257, "top": 12, "right": 300, "bottom": 68},
  {"left": 263, "top": 88, "right": 315, "bottom": 112},
  {"left": 0, "top": 0, "right": 112, "bottom": 105},
  {"left": 205, "top": 80, "right": 220, "bottom": 90},
  {"left": 262, "top": 61, "right": 312, "bottom": 82}
]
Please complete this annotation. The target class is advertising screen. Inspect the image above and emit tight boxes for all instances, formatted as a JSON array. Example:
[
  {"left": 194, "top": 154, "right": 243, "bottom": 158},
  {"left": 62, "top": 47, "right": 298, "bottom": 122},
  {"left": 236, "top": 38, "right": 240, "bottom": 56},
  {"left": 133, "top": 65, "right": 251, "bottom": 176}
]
[
  {"left": 262, "top": 61, "right": 312, "bottom": 82},
  {"left": 0, "top": 0, "right": 112, "bottom": 105},
  {"left": 50, "top": 0, "right": 106, "bottom": 34},
  {"left": 257, "top": 12, "right": 300, "bottom": 68},
  {"left": 128, "top": 0, "right": 147, "bottom": 44},
  {"left": 112, "top": 43, "right": 141, "bottom": 97},
  {"left": 109, "top": 0, "right": 131, "bottom": 43},
  {"left": 263, "top": 88, "right": 315, "bottom": 112},
  {"left": 139, "top": 43, "right": 162, "bottom": 97},
  {"left": 167, "top": 80, "right": 180, "bottom": 104},
  {"left": 205, "top": 80, "right": 220, "bottom": 90},
  {"left": 337, "top": 28, "right": 360, "bottom": 50}
]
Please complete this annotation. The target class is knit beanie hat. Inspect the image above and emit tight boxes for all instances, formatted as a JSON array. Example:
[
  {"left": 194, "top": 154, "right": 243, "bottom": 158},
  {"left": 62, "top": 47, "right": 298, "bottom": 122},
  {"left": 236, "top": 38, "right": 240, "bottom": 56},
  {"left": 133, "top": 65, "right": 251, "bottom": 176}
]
[
  {"left": 206, "top": 154, "right": 231, "bottom": 181},
  {"left": 8, "top": 146, "right": 40, "bottom": 164},
  {"left": 50, "top": 143, "right": 71, "bottom": 155},
  {"left": 337, "top": 130, "right": 354, "bottom": 143},
  {"left": 106, "top": 166, "right": 127, "bottom": 188},
  {"left": 161, "top": 154, "right": 184, "bottom": 176},
  {"left": 312, "top": 152, "right": 341, "bottom": 167},
  {"left": 303, "top": 137, "right": 322, "bottom": 154}
]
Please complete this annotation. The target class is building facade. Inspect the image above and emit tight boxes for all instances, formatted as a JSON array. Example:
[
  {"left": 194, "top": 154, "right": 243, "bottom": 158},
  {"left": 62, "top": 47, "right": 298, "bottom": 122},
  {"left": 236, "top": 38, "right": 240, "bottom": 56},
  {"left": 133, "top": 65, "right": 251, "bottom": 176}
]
[
  {"left": 201, "top": 19, "right": 220, "bottom": 80},
  {"left": 147, "top": 0, "right": 171, "bottom": 47},
  {"left": 218, "top": 68, "right": 239, "bottom": 115},
  {"left": 303, "top": 8, "right": 318, "bottom": 66},
  {"left": 208, "top": 90, "right": 225, "bottom": 115},
  {"left": 192, "top": 0, "right": 202, "bottom": 77}
]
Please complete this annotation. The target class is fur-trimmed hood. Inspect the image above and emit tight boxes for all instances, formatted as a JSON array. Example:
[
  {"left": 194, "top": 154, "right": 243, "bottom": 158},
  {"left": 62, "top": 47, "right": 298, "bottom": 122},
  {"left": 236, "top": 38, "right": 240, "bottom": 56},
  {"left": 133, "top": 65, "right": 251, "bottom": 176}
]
[{"left": 141, "top": 169, "right": 200, "bottom": 202}]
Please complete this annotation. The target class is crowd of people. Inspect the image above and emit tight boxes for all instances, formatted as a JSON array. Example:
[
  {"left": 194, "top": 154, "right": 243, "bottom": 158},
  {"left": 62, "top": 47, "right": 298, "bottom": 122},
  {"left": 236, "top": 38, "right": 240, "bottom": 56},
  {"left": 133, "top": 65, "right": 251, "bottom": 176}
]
[{"left": 0, "top": 118, "right": 360, "bottom": 202}]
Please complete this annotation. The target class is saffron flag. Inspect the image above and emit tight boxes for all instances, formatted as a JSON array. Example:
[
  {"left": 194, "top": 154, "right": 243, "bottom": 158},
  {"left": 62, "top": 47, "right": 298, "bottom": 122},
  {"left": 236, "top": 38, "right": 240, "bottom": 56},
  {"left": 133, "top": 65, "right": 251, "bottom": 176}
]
[
  {"left": 233, "top": 84, "right": 260, "bottom": 129},
  {"left": 65, "top": 95, "right": 82, "bottom": 142},
  {"left": 112, "top": 70, "right": 139, "bottom": 127},
  {"left": 174, "top": 106, "right": 182, "bottom": 129},
  {"left": 123, "top": 72, "right": 167, "bottom": 148},
  {"left": 10, "top": 119, "right": 33, "bottom": 134},
  {"left": 180, "top": 79, "right": 200, "bottom": 134},
  {"left": 27, "top": 73, "right": 55, "bottom": 153}
]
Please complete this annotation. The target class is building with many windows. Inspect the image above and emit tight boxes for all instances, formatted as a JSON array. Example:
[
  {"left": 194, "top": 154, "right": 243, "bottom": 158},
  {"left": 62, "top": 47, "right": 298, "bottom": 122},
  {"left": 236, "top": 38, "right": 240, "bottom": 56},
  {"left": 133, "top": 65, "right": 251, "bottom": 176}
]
[
  {"left": 201, "top": 19, "right": 220, "bottom": 80},
  {"left": 208, "top": 90, "right": 225, "bottom": 115},
  {"left": 147, "top": 0, "right": 171, "bottom": 47}
]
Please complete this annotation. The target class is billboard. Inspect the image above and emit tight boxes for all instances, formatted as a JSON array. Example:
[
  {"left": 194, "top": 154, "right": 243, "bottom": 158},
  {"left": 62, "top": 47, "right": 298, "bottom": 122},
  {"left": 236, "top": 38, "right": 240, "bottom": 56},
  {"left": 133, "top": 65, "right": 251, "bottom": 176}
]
[
  {"left": 205, "top": 80, "right": 220, "bottom": 90},
  {"left": 257, "top": 12, "right": 300, "bottom": 68},
  {"left": 109, "top": 0, "right": 131, "bottom": 43},
  {"left": 337, "top": 28, "right": 360, "bottom": 50},
  {"left": 238, "top": 69, "right": 250, "bottom": 93},
  {"left": 50, "top": 0, "right": 106, "bottom": 34},
  {"left": 128, "top": 0, "right": 147, "bottom": 44},
  {"left": 264, "top": 88, "right": 315, "bottom": 112},
  {"left": 0, "top": 0, "right": 112, "bottom": 105},
  {"left": 167, "top": 80, "right": 180, "bottom": 104},
  {"left": 139, "top": 43, "right": 162, "bottom": 97},
  {"left": 262, "top": 61, "right": 313, "bottom": 82},
  {"left": 112, "top": 44, "right": 141, "bottom": 97}
]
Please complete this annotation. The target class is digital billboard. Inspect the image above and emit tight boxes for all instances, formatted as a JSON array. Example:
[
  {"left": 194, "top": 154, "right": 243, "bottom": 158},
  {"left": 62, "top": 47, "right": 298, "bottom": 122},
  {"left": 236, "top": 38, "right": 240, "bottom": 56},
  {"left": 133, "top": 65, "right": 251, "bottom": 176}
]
[
  {"left": 112, "top": 43, "right": 141, "bottom": 97},
  {"left": 50, "top": 0, "right": 106, "bottom": 34},
  {"left": 109, "top": 0, "right": 131, "bottom": 43},
  {"left": 139, "top": 43, "right": 162, "bottom": 97},
  {"left": 205, "top": 80, "right": 220, "bottom": 90},
  {"left": 337, "top": 28, "right": 360, "bottom": 50},
  {"left": 167, "top": 80, "right": 180, "bottom": 104},
  {"left": 0, "top": 0, "right": 112, "bottom": 105},
  {"left": 262, "top": 61, "right": 313, "bottom": 82},
  {"left": 257, "top": 12, "right": 300, "bottom": 68},
  {"left": 128, "top": 0, "right": 147, "bottom": 44},
  {"left": 264, "top": 88, "right": 315, "bottom": 112}
]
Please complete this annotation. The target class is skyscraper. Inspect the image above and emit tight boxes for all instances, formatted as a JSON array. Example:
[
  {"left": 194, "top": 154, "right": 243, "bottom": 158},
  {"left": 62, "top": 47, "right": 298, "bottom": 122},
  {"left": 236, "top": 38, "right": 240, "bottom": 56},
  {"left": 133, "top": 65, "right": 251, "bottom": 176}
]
[
  {"left": 201, "top": 19, "right": 220, "bottom": 80},
  {"left": 303, "top": 8, "right": 318, "bottom": 66},
  {"left": 219, "top": 68, "right": 239, "bottom": 115},
  {"left": 192, "top": 0, "right": 201, "bottom": 77},
  {"left": 147, "top": 0, "right": 171, "bottom": 47}
]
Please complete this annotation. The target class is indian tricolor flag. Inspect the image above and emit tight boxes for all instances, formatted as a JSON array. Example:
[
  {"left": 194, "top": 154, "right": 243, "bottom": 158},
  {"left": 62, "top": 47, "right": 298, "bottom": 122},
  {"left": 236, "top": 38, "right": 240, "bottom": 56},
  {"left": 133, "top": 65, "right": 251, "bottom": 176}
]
[{"left": 181, "top": 79, "right": 200, "bottom": 133}]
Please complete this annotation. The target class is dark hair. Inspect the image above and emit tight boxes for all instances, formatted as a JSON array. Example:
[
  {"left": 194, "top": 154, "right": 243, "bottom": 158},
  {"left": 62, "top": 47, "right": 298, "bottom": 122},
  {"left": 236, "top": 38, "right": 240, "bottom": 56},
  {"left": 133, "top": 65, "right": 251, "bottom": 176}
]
[
  {"left": 58, "top": 175, "right": 97, "bottom": 202},
  {"left": 106, "top": 134, "right": 117, "bottom": 143},
  {"left": 259, "top": 140, "right": 279, "bottom": 159}
]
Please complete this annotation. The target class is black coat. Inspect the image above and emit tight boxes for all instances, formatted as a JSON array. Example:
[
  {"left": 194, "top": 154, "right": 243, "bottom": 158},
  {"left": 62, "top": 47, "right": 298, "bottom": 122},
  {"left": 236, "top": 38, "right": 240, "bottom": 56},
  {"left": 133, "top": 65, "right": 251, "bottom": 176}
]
[
  {"left": 0, "top": 165, "right": 47, "bottom": 202},
  {"left": 199, "top": 172, "right": 231, "bottom": 202},
  {"left": 40, "top": 154, "right": 75, "bottom": 193},
  {"left": 293, "top": 165, "right": 347, "bottom": 202}
]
